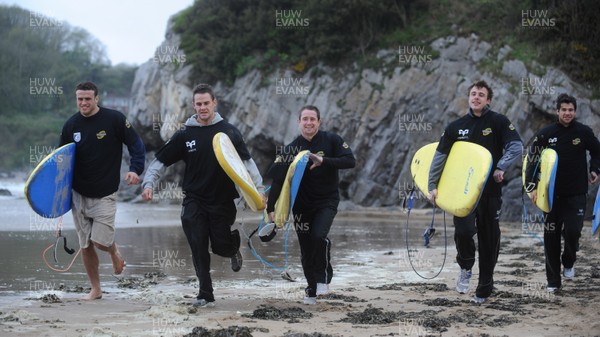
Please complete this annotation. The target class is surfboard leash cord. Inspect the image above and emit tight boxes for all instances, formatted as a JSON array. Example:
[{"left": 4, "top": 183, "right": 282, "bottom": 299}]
[
  {"left": 42, "top": 216, "right": 81, "bottom": 272},
  {"left": 241, "top": 186, "right": 296, "bottom": 281},
  {"left": 403, "top": 187, "right": 448, "bottom": 280}
]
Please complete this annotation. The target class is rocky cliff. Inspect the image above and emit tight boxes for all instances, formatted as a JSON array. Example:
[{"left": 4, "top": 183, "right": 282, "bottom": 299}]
[{"left": 128, "top": 22, "right": 600, "bottom": 221}]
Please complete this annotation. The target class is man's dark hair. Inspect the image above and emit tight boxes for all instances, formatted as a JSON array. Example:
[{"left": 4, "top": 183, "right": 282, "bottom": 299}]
[
  {"left": 468, "top": 80, "right": 493, "bottom": 101},
  {"left": 76, "top": 81, "right": 98, "bottom": 96},
  {"left": 299, "top": 105, "right": 320, "bottom": 120},
  {"left": 556, "top": 93, "right": 577, "bottom": 111},
  {"left": 192, "top": 83, "right": 215, "bottom": 100}
]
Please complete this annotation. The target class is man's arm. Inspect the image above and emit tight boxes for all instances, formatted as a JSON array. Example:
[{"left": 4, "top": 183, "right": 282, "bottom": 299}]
[
  {"left": 141, "top": 158, "right": 166, "bottom": 201},
  {"left": 428, "top": 151, "right": 448, "bottom": 197},
  {"left": 586, "top": 126, "right": 600, "bottom": 184},
  {"left": 494, "top": 140, "right": 523, "bottom": 183}
]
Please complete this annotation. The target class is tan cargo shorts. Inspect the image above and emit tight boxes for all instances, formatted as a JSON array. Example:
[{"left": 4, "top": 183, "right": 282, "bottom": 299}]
[{"left": 71, "top": 190, "right": 117, "bottom": 248}]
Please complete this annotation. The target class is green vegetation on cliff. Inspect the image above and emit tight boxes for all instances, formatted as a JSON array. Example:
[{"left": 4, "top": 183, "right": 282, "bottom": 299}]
[{"left": 174, "top": 0, "right": 599, "bottom": 90}]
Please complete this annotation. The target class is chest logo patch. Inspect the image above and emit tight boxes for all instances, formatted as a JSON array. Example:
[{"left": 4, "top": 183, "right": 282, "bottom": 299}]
[
  {"left": 185, "top": 140, "right": 196, "bottom": 152},
  {"left": 96, "top": 130, "right": 106, "bottom": 139},
  {"left": 482, "top": 128, "right": 492, "bottom": 136},
  {"left": 548, "top": 137, "right": 558, "bottom": 146},
  {"left": 572, "top": 138, "right": 581, "bottom": 145},
  {"left": 73, "top": 132, "right": 81, "bottom": 143}
]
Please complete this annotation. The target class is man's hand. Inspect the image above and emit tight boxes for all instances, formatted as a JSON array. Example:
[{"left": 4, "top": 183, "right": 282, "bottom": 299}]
[
  {"left": 530, "top": 190, "right": 537, "bottom": 204},
  {"left": 428, "top": 189, "right": 438, "bottom": 205},
  {"left": 590, "top": 171, "right": 599, "bottom": 184},
  {"left": 124, "top": 172, "right": 140, "bottom": 185},
  {"left": 268, "top": 211, "right": 275, "bottom": 223},
  {"left": 260, "top": 193, "right": 267, "bottom": 209},
  {"left": 308, "top": 153, "right": 323, "bottom": 170},
  {"left": 493, "top": 169, "right": 505, "bottom": 183},
  {"left": 142, "top": 187, "right": 153, "bottom": 201}
]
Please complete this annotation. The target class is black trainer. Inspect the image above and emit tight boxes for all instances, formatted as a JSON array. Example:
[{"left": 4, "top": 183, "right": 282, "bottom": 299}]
[{"left": 231, "top": 250, "right": 243, "bottom": 272}]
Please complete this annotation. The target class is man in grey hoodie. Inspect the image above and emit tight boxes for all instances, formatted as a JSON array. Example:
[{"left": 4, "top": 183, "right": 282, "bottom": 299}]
[{"left": 141, "top": 83, "right": 265, "bottom": 307}]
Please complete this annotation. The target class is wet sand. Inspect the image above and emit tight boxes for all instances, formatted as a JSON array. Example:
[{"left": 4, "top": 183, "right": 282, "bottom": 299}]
[{"left": 1, "top": 195, "right": 600, "bottom": 336}]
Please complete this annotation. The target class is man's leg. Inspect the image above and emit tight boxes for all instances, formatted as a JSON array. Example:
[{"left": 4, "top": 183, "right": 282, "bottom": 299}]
[
  {"left": 80, "top": 245, "right": 102, "bottom": 300},
  {"left": 453, "top": 212, "right": 477, "bottom": 270},
  {"left": 208, "top": 202, "right": 239, "bottom": 258},
  {"left": 294, "top": 208, "right": 317, "bottom": 296},
  {"left": 561, "top": 195, "right": 586, "bottom": 273},
  {"left": 71, "top": 190, "right": 103, "bottom": 300},
  {"left": 181, "top": 199, "right": 214, "bottom": 302},
  {"left": 453, "top": 208, "right": 477, "bottom": 294},
  {"left": 309, "top": 207, "right": 337, "bottom": 285},
  {"left": 474, "top": 196, "right": 502, "bottom": 299},
  {"left": 544, "top": 202, "right": 563, "bottom": 289}
]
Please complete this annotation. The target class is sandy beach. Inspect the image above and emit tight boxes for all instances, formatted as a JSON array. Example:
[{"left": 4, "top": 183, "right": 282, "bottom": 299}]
[{"left": 1, "top": 185, "right": 600, "bottom": 336}]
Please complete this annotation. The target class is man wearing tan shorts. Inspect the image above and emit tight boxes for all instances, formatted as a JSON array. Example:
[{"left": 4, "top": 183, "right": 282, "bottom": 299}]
[{"left": 60, "top": 82, "right": 145, "bottom": 300}]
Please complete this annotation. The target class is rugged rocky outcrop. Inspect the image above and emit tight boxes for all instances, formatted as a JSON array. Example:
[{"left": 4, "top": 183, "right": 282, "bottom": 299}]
[{"left": 127, "top": 22, "right": 600, "bottom": 221}]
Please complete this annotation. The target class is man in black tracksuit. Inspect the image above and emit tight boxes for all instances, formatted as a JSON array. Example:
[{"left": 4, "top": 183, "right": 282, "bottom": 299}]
[
  {"left": 428, "top": 80, "right": 522, "bottom": 304},
  {"left": 266, "top": 105, "right": 355, "bottom": 305},
  {"left": 525, "top": 93, "right": 600, "bottom": 293},
  {"left": 142, "top": 84, "right": 265, "bottom": 307}
]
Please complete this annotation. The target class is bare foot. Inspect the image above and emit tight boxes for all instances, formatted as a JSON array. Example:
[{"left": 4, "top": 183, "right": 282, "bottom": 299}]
[
  {"left": 81, "top": 289, "right": 102, "bottom": 300},
  {"left": 111, "top": 250, "right": 126, "bottom": 275}
]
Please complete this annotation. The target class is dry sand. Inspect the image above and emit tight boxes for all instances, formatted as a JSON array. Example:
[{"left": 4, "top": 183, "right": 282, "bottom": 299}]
[{"left": 1, "top": 210, "right": 600, "bottom": 337}]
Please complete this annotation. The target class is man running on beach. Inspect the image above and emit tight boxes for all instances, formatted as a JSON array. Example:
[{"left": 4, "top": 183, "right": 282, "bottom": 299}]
[
  {"left": 60, "top": 81, "right": 145, "bottom": 300},
  {"left": 266, "top": 105, "right": 355, "bottom": 305},
  {"left": 525, "top": 93, "right": 600, "bottom": 293},
  {"left": 141, "top": 83, "right": 265, "bottom": 307},
  {"left": 428, "top": 80, "right": 522, "bottom": 304}
]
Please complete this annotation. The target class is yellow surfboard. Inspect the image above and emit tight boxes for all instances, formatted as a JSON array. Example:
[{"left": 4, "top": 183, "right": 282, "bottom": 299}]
[
  {"left": 411, "top": 141, "right": 492, "bottom": 217},
  {"left": 522, "top": 149, "right": 558, "bottom": 213},
  {"left": 271, "top": 150, "right": 310, "bottom": 228},
  {"left": 213, "top": 132, "right": 265, "bottom": 211}
]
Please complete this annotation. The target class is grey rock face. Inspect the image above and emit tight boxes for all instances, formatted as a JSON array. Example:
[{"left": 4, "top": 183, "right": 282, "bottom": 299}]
[{"left": 127, "top": 24, "right": 599, "bottom": 220}]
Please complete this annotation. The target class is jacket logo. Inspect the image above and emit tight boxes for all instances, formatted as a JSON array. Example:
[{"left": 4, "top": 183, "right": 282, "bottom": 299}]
[
  {"left": 572, "top": 138, "right": 581, "bottom": 145},
  {"left": 73, "top": 132, "right": 81, "bottom": 142},
  {"left": 96, "top": 130, "right": 106, "bottom": 139},
  {"left": 185, "top": 140, "right": 196, "bottom": 152},
  {"left": 548, "top": 137, "right": 557, "bottom": 146},
  {"left": 458, "top": 129, "right": 469, "bottom": 137},
  {"left": 482, "top": 128, "right": 492, "bottom": 136}
]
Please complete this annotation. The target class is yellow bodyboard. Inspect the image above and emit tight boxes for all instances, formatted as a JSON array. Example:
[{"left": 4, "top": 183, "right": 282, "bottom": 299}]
[
  {"left": 411, "top": 141, "right": 492, "bottom": 217},
  {"left": 522, "top": 149, "right": 558, "bottom": 213},
  {"left": 271, "top": 150, "right": 310, "bottom": 228},
  {"left": 213, "top": 132, "right": 264, "bottom": 211}
]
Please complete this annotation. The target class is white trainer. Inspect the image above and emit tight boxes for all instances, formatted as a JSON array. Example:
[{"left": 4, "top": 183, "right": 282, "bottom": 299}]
[{"left": 316, "top": 283, "right": 329, "bottom": 296}]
